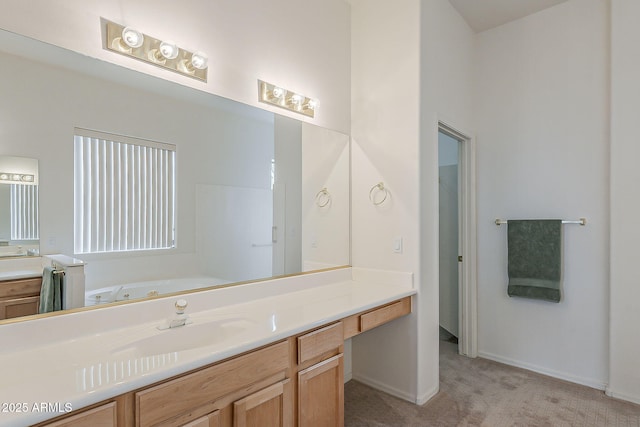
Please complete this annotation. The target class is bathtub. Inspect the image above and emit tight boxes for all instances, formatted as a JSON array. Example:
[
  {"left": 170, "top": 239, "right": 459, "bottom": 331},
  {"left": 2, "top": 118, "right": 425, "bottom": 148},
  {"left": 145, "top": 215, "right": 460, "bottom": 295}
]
[{"left": 85, "top": 276, "right": 231, "bottom": 306}]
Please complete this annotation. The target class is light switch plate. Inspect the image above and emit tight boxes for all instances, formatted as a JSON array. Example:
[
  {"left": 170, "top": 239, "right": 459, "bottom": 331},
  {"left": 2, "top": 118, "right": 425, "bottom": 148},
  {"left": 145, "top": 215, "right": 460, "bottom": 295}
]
[{"left": 393, "top": 236, "right": 403, "bottom": 253}]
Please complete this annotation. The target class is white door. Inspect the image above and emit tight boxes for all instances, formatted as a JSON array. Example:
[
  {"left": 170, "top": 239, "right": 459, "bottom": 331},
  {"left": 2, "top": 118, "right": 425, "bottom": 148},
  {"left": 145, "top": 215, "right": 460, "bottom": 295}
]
[
  {"left": 438, "top": 121, "right": 478, "bottom": 358},
  {"left": 438, "top": 130, "right": 460, "bottom": 338}
]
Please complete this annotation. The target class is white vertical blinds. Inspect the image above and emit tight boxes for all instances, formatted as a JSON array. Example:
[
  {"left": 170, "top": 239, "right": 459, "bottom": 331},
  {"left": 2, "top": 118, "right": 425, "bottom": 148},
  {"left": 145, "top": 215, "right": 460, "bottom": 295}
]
[
  {"left": 74, "top": 129, "right": 176, "bottom": 254},
  {"left": 10, "top": 184, "right": 39, "bottom": 241}
]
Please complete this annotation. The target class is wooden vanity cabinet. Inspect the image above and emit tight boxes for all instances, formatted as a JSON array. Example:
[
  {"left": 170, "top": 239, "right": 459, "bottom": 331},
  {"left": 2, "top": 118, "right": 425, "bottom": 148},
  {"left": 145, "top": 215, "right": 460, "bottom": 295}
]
[
  {"left": 295, "top": 323, "right": 344, "bottom": 427},
  {"left": 0, "top": 276, "right": 41, "bottom": 320}
]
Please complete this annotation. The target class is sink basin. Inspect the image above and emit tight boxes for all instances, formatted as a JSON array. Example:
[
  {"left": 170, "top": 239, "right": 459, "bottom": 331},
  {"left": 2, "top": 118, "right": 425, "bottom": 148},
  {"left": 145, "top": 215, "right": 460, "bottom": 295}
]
[{"left": 111, "top": 317, "right": 256, "bottom": 358}]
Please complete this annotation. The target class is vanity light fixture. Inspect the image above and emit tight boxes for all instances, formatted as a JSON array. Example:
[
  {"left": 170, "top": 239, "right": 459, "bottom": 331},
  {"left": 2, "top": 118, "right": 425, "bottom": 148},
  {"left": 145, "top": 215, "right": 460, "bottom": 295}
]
[
  {"left": 103, "top": 18, "right": 208, "bottom": 82},
  {"left": 0, "top": 172, "right": 35, "bottom": 183},
  {"left": 258, "top": 80, "right": 317, "bottom": 118}
]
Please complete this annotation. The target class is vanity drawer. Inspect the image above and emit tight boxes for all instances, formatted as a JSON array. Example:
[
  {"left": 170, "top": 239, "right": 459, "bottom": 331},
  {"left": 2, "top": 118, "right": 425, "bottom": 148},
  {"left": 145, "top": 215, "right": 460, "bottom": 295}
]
[
  {"left": 361, "top": 297, "right": 411, "bottom": 332},
  {"left": 0, "top": 295, "right": 40, "bottom": 319},
  {"left": 343, "top": 297, "right": 412, "bottom": 339},
  {"left": 135, "top": 340, "right": 289, "bottom": 427},
  {"left": 0, "top": 277, "right": 41, "bottom": 299},
  {"left": 297, "top": 322, "right": 343, "bottom": 365},
  {"left": 39, "top": 401, "right": 117, "bottom": 427}
]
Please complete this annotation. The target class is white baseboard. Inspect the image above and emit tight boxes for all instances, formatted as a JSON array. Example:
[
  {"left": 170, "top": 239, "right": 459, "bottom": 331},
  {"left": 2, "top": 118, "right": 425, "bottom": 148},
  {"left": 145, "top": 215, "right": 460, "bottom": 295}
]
[
  {"left": 351, "top": 373, "right": 416, "bottom": 403},
  {"left": 605, "top": 387, "right": 640, "bottom": 405},
  {"left": 344, "top": 370, "right": 353, "bottom": 383},
  {"left": 416, "top": 384, "right": 439, "bottom": 405},
  {"left": 478, "top": 351, "right": 607, "bottom": 391}
]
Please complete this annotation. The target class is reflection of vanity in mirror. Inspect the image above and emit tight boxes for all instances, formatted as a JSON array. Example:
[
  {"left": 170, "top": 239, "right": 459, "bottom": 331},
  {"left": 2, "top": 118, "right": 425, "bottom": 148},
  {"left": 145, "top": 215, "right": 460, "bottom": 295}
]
[
  {"left": 0, "top": 156, "right": 42, "bottom": 320},
  {"left": 0, "top": 28, "right": 350, "bottom": 321}
]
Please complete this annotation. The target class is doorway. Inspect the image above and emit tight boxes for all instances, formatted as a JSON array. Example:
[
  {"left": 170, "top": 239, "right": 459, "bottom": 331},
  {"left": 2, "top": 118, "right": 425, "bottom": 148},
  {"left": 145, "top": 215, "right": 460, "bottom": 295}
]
[
  {"left": 438, "top": 130, "right": 460, "bottom": 347},
  {"left": 438, "top": 122, "right": 477, "bottom": 358}
]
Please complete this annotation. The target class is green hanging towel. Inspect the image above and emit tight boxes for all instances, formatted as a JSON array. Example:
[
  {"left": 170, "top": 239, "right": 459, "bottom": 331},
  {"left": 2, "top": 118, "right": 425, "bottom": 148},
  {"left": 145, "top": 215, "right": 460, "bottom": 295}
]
[
  {"left": 39, "top": 266, "right": 63, "bottom": 313},
  {"left": 507, "top": 219, "right": 562, "bottom": 303}
]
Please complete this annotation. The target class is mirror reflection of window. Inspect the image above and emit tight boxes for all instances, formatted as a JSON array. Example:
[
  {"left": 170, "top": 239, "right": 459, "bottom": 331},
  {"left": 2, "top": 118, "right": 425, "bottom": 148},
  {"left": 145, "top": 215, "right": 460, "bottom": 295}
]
[{"left": 10, "top": 184, "right": 39, "bottom": 241}]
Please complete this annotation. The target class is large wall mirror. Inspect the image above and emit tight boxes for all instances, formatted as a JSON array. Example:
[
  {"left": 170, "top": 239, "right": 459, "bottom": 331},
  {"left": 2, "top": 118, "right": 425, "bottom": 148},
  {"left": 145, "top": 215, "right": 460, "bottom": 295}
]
[{"left": 0, "top": 28, "right": 350, "bottom": 321}]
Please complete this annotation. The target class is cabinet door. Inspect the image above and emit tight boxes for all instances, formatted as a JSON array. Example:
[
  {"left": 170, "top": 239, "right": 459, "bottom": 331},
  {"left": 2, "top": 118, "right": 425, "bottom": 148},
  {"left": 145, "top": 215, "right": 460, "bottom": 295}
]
[
  {"left": 181, "top": 410, "right": 220, "bottom": 427},
  {"left": 298, "top": 354, "right": 344, "bottom": 427},
  {"left": 40, "top": 402, "right": 116, "bottom": 427},
  {"left": 233, "top": 379, "right": 292, "bottom": 427},
  {"left": 0, "top": 295, "right": 40, "bottom": 319}
]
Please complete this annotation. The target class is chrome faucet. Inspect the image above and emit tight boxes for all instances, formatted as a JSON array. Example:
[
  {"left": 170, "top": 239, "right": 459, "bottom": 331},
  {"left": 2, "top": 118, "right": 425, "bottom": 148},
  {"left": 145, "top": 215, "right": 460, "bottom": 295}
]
[{"left": 158, "top": 299, "right": 192, "bottom": 330}]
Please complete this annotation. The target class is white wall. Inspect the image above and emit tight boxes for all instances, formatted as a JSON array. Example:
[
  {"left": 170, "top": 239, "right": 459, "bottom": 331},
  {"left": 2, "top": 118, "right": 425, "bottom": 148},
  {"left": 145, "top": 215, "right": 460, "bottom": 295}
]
[
  {"left": 350, "top": 0, "right": 421, "bottom": 402},
  {"left": 419, "top": 0, "right": 475, "bottom": 403},
  {"left": 349, "top": 0, "right": 475, "bottom": 405},
  {"left": 474, "top": 0, "right": 609, "bottom": 389},
  {"left": 0, "top": 0, "right": 350, "bottom": 134},
  {"left": 609, "top": 0, "right": 640, "bottom": 405}
]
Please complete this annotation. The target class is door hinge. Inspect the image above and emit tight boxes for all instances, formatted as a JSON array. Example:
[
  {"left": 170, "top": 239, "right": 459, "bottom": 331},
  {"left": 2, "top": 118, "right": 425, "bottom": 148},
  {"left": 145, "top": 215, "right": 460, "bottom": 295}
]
[{"left": 458, "top": 256, "right": 463, "bottom": 262}]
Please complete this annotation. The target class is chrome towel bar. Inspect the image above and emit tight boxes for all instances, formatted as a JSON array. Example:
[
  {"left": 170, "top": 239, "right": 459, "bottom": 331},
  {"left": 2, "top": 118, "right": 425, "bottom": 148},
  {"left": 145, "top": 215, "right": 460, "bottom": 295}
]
[{"left": 495, "top": 218, "right": 587, "bottom": 226}]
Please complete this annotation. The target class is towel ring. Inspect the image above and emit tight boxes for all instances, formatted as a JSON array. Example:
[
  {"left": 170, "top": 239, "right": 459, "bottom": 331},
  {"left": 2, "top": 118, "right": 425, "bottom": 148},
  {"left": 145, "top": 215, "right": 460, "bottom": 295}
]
[
  {"left": 369, "top": 182, "right": 389, "bottom": 206},
  {"left": 315, "top": 187, "right": 331, "bottom": 207}
]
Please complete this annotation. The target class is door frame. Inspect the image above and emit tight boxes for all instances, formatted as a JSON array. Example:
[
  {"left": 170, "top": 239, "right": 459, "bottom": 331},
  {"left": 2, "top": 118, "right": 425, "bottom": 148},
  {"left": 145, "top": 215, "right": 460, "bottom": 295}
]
[{"left": 438, "top": 120, "right": 477, "bottom": 358}]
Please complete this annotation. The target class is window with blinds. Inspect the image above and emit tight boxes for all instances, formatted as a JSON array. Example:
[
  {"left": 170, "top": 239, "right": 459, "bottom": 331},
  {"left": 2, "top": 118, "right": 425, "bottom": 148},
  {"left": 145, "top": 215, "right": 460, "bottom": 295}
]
[
  {"left": 10, "top": 184, "right": 39, "bottom": 241},
  {"left": 73, "top": 129, "right": 176, "bottom": 254}
]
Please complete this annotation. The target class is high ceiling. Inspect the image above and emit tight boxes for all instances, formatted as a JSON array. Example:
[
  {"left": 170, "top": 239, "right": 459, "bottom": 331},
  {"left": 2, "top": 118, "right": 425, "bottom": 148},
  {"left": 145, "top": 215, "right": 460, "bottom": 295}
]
[{"left": 449, "top": 0, "right": 569, "bottom": 32}]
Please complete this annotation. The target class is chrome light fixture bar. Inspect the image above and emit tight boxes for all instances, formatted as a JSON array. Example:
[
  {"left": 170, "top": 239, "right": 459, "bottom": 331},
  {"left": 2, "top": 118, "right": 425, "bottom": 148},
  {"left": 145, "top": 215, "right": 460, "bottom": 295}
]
[
  {"left": 258, "top": 80, "right": 317, "bottom": 118},
  {"left": 103, "top": 19, "right": 208, "bottom": 82}
]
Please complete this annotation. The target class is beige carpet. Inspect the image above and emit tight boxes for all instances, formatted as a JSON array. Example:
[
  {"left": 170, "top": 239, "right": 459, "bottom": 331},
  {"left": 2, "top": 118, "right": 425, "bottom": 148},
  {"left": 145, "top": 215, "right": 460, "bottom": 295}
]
[{"left": 345, "top": 341, "right": 640, "bottom": 426}]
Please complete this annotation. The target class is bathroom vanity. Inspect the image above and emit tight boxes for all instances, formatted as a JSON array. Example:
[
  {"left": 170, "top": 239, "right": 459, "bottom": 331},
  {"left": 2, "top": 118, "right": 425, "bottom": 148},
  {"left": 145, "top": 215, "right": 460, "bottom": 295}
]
[
  {"left": 34, "top": 297, "right": 409, "bottom": 427},
  {"left": 0, "top": 268, "right": 415, "bottom": 427}
]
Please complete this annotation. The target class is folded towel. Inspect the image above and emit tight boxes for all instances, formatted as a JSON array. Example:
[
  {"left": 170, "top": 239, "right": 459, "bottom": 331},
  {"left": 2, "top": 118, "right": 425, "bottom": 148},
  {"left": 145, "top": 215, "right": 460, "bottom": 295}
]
[
  {"left": 39, "top": 266, "right": 63, "bottom": 313},
  {"left": 507, "top": 220, "right": 562, "bottom": 303}
]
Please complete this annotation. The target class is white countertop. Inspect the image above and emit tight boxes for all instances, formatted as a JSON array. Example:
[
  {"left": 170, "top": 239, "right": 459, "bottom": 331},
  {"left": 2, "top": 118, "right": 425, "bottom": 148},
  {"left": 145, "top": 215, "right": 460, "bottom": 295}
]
[
  {"left": 0, "top": 256, "right": 43, "bottom": 281},
  {"left": 0, "top": 267, "right": 415, "bottom": 426},
  {"left": 0, "top": 270, "right": 41, "bottom": 281}
]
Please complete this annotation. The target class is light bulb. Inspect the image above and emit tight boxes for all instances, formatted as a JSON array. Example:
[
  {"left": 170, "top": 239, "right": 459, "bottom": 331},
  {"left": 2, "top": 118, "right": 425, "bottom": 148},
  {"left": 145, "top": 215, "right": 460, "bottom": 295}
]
[
  {"left": 159, "top": 40, "right": 179, "bottom": 60},
  {"left": 11, "top": 174, "right": 21, "bottom": 181},
  {"left": 122, "top": 27, "right": 144, "bottom": 49},
  {"left": 22, "top": 175, "right": 34, "bottom": 182},
  {"left": 290, "top": 94, "right": 304, "bottom": 108},
  {"left": 272, "top": 87, "right": 285, "bottom": 99},
  {"left": 306, "top": 99, "right": 318, "bottom": 110},
  {"left": 190, "top": 51, "right": 208, "bottom": 70},
  {"left": 0, "top": 174, "right": 7, "bottom": 180}
]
